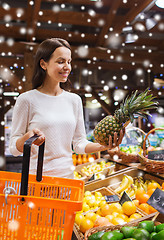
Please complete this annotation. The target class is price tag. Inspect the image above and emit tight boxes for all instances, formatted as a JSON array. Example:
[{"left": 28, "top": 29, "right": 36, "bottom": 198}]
[
  {"left": 105, "top": 195, "right": 119, "bottom": 203},
  {"left": 119, "top": 191, "right": 132, "bottom": 205},
  {"left": 148, "top": 150, "right": 164, "bottom": 161},
  {"left": 88, "top": 174, "right": 96, "bottom": 181},
  {"left": 147, "top": 188, "right": 164, "bottom": 215}
]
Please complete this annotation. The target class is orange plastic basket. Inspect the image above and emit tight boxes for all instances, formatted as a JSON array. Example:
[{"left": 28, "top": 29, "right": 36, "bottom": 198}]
[{"left": 0, "top": 135, "right": 84, "bottom": 240}]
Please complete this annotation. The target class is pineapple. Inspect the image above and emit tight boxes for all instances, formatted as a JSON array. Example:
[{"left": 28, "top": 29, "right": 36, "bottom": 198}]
[{"left": 93, "top": 88, "right": 158, "bottom": 146}]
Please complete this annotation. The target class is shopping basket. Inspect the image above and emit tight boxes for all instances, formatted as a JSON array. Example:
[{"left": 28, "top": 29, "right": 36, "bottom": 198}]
[{"left": 0, "top": 135, "right": 84, "bottom": 240}]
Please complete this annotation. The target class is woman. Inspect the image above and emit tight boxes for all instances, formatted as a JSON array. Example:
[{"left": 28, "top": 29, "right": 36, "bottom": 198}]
[{"left": 9, "top": 38, "right": 124, "bottom": 178}]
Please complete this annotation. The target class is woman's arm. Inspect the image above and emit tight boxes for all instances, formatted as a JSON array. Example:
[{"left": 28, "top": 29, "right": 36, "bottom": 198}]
[{"left": 16, "top": 128, "right": 45, "bottom": 153}]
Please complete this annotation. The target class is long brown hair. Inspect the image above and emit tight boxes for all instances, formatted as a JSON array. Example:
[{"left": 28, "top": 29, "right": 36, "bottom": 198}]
[{"left": 32, "top": 38, "right": 72, "bottom": 90}]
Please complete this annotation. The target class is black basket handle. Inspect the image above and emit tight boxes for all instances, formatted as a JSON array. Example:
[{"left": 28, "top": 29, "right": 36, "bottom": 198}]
[{"left": 20, "top": 134, "right": 45, "bottom": 196}]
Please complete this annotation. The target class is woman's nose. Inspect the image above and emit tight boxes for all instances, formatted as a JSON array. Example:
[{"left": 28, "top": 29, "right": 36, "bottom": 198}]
[{"left": 64, "top": 62, "right": 71, "bottom": 70}]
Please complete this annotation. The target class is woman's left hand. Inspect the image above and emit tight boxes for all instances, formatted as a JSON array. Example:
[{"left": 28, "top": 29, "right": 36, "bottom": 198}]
[{"left": 100, "top": 128, "right": 125, "bottom": 151}]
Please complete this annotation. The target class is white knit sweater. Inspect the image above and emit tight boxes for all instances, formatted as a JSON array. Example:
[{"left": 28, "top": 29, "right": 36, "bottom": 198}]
[{"left": 9, "top": 89, "right": 90, "bottom": 178}]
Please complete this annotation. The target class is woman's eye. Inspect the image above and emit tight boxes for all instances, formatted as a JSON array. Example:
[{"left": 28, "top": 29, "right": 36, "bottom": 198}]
[{"left": 58, "top": 61, "right": 63, "bottom": 64}]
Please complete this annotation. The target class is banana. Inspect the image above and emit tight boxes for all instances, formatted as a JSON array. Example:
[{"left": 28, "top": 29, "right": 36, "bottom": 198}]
[
  {"left": 126, "top": 175, "right": 134, "bottom": 187},
  {"left": 115, "top": 176, "right": 130, "bottom": 194},
  {"left": 126, "top": 188, "right": 135, "bottom": 198}
]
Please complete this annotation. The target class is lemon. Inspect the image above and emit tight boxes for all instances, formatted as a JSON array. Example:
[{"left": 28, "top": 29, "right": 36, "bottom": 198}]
[
  {"left": 75, "top": 213, "right": 85, "bottom": 226},
  {"left": 99, "top": 200, "right": 106, "bottom": 208},
  {"left": 105, "top": 214, "right": 113, "bottom": 223},
  {"left": 82, "top": 202, "right": 90, "bottom": 212},
  {"left": 95, "top": 191, "right": 102, "bottom": 199},
  {"left": 84, "top": 191, "right": 92, "bottom": 197}
]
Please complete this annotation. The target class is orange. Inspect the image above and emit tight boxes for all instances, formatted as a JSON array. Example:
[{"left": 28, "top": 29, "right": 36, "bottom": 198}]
[
  {"left": 105, "top": 215, "right": 113, "bottom": 223},
  {"left": 128, "top": 217, "right": 136, "bottom": 222},
  {"left": 80, "top": 218, "right": 94, "bottom": 233},
  {"left": 162, "top": 182, "right": 164, "bottom": 189},
  {"left": 112, "top": 212, "right": 119, "bottom": 218},
  {"left": 135, "top": 188, "right": 146, "bottom": 202},
  {"left": 112, "top": 217, "right": 127, "bottom": 225},
  {"left": 147, "top": 182, "right": 161, "bottom": 190},
  {"left": 138, "top": 193, "right": 150, "bottom": 204},
  {"left": 117, "top": 213, "right": 129, "bottom": 222},
  {"left": 85, "top": 212, "right": 100, "bottom": 223},
  {"left": 138, "top": 203, "right": 150, "bottom": 214},
  {"left": 94, "top": 217, "right": 111, "bottom": 227},
  {"left": 148, "top": 205, "right": 158, "bottom": 214},
  {"left": 130, "top": 213, "right": 142, "bottom": 219},
  {"left": 147, "top": 188, "right": 156, "bottom": 196},
  {"left": 122, "top": 201, "right": 136, "bottom": 216},
  {"left": 75, "top": 213, "right": 85, "bottom": 226},
  {"left": 100, "top": 204, "right": 111, "bottom": 217}
]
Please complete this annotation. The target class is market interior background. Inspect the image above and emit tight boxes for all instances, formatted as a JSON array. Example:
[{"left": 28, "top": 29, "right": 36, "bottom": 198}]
[{"left": 0, "top": 0, "right": 164, "bottom": 170}]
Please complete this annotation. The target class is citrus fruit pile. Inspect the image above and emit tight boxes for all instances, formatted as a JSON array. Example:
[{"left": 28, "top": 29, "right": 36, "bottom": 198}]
[
  {"left": 75, "top": 191, "right": 144, "bottom": 234},
  {"left": 135, "top": 182, "right": 164, "bottom": 215}
]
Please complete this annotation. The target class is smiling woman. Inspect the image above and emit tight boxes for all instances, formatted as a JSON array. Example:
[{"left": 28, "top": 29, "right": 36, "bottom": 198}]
[{"left": 9, "top": 38, "right": 124, "bottom": 179}]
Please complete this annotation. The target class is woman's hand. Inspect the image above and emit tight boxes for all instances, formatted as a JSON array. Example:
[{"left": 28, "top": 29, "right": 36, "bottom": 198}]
[
  {"left": 16, "top": 128, "right": 45, "bottom": 152},
  {"left": 30, "top": 128, "right": 45, "bottom": 146},
  {"left": 100, "top": 128, "right": 125, "bottom": 151}
]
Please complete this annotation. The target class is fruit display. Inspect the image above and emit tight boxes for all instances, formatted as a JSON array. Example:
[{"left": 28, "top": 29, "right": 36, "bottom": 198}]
[
  {"left": 120, "top": 145, "right": 143, "bottom": 155},
  {"left": 72, "top": 153, "right": 97, "bottom": 166},
  {"left": 74, "top": 160, "right": 115, "bottom": 180},
  {"left": 80, "top": 161, "right": 113, "bottom": 177},
  {"left": 87, "top": 221, "right": 164, "bottom": 240},
  {"left": 111, "top": 175, "right": 163, "bottom": 200},
  {"left": 93, "top": 88, "right": 158, "bottom": 146},
  {"left": 75, "top": 190, "right": 146, "bottom": 235}
]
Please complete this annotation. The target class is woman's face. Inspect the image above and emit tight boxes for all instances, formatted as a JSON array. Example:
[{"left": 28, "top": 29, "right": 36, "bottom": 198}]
[{"left": 42, "top": 46, "right": 72, "bottom": 83}]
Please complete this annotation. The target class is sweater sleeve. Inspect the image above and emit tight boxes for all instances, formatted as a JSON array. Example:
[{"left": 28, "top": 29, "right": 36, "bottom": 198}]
[
  {"left": 9, "top": 93, "right": 30, "bottom": 156},
  {"left": 72, "top": 95, "right": 90, "bottom": 154}
]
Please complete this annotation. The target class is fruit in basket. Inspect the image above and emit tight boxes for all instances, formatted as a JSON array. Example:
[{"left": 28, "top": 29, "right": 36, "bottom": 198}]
[
  {"left": 131, "top": 228, "right": 150, "bottom": 240},
  {"left": 121, "top": 226, "right": 136, "bottom": 238},
  {"left": 155, "top": 223, "right": 164, "bottom": 233},
  {"left": 138, "top": 220, "right": 155, "bottom": 233},
  {"left": 93, "top": 88, "right": 158, "bottom": 146},
  {"left": 114, "top": 175, "right": 133, "bottom": 194},
  {"left": 101, "top": 231, "right": 124, "bottom": 240},
  {"left": 88, "top": 231, "right": 104, "bottom": 240},
  {"left": 79, "top": 218, "right": 94, "bottom": 233},
  {"left": 152, "top": 230, "right": 164, "bottom": 240},
  {"left": 75, "top": 213, "right": 85, "bottom": 226},
  {"left": 122, "top": 201, "right": 136, "bottom": 216},
  {"left": 94, "top": 217, "right": 111, "bottom": 227}
]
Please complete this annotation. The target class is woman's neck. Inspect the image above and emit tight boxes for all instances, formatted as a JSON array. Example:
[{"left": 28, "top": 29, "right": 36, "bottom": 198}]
[{"left": 37, "top": 84, "right": 63, "bottom": 96}]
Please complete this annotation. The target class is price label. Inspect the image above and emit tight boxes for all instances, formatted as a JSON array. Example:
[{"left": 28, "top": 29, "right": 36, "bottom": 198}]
[
  {"left": 147, "top": 188, "right": 164, "bottom": 215},
  {"left": 105, "top": 195, "right": 119, "bottom": 203},
  {"left": 148, "top": 150, "right": 164, "bottom": 161},
  {"left": 88, "top": 174, "right": 96, "bottom": 181},
  {"left": 119, "top": 191, "right": 132, "bottom": 205}
]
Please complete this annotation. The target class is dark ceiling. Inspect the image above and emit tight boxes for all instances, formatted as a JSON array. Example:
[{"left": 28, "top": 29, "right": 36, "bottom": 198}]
[{"left": 0, "top": 0, "right": 164, "bottom": 111}]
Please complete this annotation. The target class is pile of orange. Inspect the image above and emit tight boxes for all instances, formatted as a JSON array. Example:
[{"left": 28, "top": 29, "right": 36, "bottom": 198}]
[{"left": 135, "top": 182, "right": 163, "bottom": 214}]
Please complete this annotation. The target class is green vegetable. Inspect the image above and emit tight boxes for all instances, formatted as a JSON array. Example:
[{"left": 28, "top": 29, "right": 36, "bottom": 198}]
[
  {"left": 121, "top": 226, "right": 136, "bottom": 238},
  {"left": 131, "top": 228, "right": 150, "bottom": 240},
  {"left": 150, "top": 232, "right": 157, "bottom": 240},
  {"left": 152, "top": 230, "right": 164, "bottom": 240},
  {"left": 88, "top": 231, "right": 104, "bottom": 240},
  {"left": 101, "top": 231, "right": 124, "bottom": 240},
  {"left": 155, "top": 223, "right": 164, "bottom": 233},
  {"left": 138, "top": 220, "right": 155, "bottom": 233}
]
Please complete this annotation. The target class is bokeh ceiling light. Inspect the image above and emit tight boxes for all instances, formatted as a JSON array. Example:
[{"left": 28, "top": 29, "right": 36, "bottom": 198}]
[
  {"left": 155, "top": 0, "right": 164, "bottom": 8},
  {"left": 125, "top": 33, "right": 138, "bottom": 43},
  {"left": 145, "top": 18, "right": 157, "bottom": 30}
]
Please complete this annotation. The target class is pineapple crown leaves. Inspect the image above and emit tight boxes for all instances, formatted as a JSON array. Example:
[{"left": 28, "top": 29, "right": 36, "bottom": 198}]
[{"left": 114, "top": 88, "right": 158, "bottom": 123}]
